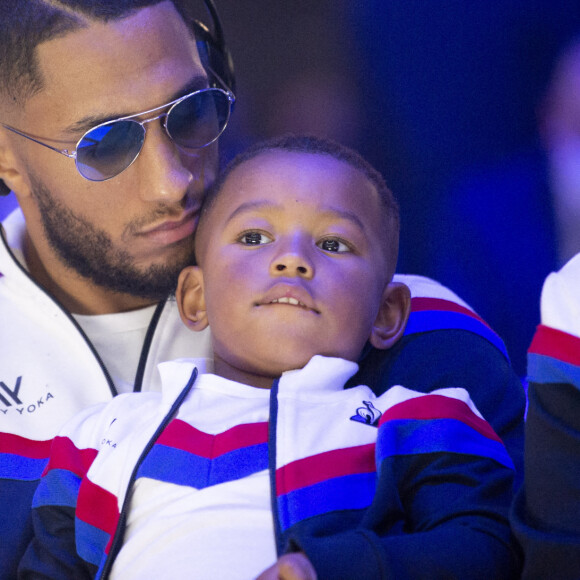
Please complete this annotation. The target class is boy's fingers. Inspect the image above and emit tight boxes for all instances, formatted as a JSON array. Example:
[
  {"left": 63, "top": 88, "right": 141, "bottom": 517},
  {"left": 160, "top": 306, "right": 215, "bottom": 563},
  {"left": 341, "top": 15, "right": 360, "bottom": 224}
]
[{"left": 255, "top": 553, "right": 317, "bottom": 580}]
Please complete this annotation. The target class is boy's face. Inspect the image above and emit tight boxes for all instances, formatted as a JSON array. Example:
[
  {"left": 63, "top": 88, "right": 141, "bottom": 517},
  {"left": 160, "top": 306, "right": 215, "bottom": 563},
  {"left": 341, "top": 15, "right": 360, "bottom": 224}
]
[{"left": 188, "top": 150, "right": 401, "bottom": 387}]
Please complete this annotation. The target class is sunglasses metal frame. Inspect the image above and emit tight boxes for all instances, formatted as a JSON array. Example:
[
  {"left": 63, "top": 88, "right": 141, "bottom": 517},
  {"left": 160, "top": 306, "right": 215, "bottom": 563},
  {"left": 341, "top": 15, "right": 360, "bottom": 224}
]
[{"left": 0, "top": 81, "right": 235, "bottom": 181}]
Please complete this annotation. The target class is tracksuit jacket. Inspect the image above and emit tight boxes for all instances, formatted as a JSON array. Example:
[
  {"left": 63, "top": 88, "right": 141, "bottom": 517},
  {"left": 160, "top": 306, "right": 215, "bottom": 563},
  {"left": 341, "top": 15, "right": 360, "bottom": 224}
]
[
  {"left": 0, "top": 210, "right": 526, "bottom": 579},
  {"left": 511, "top": 252, "right": 580, "bottom": 579},
  {"left": 0, "top": 212, "right": 211, "bottom": 579},
  {"left": 20, "top": 356, "right": 520, "bottom": 579}
]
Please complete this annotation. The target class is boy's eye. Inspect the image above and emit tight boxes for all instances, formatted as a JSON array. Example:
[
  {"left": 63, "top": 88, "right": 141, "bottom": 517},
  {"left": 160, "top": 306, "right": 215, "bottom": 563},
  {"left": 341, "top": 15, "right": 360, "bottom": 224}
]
[
  {"left": 239, "top": 231, "right": 273, "bottom": 245},
  {"left": 317, "top": 238, "right": 351, "bottom": 253}
]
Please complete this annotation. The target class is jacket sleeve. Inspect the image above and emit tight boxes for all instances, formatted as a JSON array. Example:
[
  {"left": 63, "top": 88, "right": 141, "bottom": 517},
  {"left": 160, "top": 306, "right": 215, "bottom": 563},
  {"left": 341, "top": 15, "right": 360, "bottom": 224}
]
[
  {"left": 350, "top": 275, "right": 526, "bottom": 487},
  {"left": 0, "top": 439, "right": 50, "bottom": 580},
  {"left": 18, "top": 406, "right": 104, "bottom": 580},
  {"left": 286, "top": 388, "right": 520, "bottom": 579},
  {"left": 511, "top": 253, "right": 580, "bottom": 579}
]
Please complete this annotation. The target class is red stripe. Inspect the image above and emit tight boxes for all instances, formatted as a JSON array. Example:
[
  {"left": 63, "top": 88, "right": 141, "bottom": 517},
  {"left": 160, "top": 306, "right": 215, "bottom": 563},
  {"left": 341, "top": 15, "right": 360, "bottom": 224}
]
[
  {"left": 41, "top": 436, "right": 98, "bottom": 477},
  {"left": 379, "top": 394, "right": 501, "bottom": 443},
  {"left": 276, "top": 444, "right": 375, "bottom": 495},
  {"left": 528, "top": 324, "right": 580, "bottom": 367},
  {"left": 157, "top": 419, "right": 269, "bottom": 458},
  {"left": 76, "top": 477, "right": 120, "bottom": 536},
  {"left": 0, "top": 433, "right": 52, "bottom": 458},
  {"left": 411, "top": 297, "right": 489, "bottom": 326}
]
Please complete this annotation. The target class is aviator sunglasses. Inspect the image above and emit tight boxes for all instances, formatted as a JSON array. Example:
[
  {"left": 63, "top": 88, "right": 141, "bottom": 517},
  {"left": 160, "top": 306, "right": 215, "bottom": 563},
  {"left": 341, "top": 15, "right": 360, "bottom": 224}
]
[{"left": 0, "top": 83, "right": 235, "bottom": 182}]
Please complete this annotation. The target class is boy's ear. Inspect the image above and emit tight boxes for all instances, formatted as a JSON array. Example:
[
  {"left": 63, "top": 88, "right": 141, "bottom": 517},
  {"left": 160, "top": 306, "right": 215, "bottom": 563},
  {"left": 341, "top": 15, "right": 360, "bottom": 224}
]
[
  {"left": 176, "top": 265, "right": 209, "bottom": 332},
  {"left": 369, "top": 282, "right": 411, "bottom": 350}
]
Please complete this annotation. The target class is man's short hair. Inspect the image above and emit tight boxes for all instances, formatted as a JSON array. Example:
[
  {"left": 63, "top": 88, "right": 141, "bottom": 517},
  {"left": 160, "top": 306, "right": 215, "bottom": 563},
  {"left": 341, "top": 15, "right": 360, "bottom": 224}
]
[{"left": 0, "top": 1, "right": 191, "bottom": 106}]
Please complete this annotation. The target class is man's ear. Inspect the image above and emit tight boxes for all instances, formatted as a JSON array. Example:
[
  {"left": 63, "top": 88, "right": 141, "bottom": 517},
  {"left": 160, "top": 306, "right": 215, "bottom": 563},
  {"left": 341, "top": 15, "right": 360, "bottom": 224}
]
[
  {"left": 369, "top": 282, "right": 411, "bottom": 350},
  {"left": 176, "top": 266, "right": 208, "bottom": 332},
  {"left": 0, "top": 132, "right": 31, "bottom": 198}
]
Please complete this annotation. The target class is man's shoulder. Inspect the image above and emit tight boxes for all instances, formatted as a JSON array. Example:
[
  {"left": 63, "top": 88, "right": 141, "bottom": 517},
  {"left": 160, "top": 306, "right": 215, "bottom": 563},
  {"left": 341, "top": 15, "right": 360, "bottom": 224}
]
[
  {"left": 393, "top": 274, "right": 508, "bottom": 359},
  {"left": 351, "top": 274, "right": 525, "bottom": 481}
]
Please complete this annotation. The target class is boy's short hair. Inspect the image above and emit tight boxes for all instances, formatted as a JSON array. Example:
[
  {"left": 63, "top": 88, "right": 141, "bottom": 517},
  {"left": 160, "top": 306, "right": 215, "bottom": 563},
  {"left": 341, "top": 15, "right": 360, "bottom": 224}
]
[{"left": 201, "top": 133, "right": 400, "bottom": 275}]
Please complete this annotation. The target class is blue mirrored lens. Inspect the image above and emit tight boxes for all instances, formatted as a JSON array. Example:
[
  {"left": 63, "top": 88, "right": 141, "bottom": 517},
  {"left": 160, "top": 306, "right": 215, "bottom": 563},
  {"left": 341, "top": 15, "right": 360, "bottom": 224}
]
[
  {"left": 166, "top": 89, "right": 231, "bottom": 149},
  {"left": 76, "top": 121, "right": 145, "bottom": 181}
]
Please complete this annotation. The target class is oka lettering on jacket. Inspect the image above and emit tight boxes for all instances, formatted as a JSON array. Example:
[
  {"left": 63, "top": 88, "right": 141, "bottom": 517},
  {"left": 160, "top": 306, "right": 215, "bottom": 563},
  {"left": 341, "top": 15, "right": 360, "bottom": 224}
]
[{"left": 0, "top": 376, "right": 55, "bottom": 417}]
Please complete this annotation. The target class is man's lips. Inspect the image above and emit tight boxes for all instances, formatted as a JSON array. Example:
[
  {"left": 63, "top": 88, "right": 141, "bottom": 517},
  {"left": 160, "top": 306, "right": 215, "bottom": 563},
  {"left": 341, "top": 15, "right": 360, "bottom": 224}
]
[{"left": 137, "top": 210, "right": 198, "bottom": 245}]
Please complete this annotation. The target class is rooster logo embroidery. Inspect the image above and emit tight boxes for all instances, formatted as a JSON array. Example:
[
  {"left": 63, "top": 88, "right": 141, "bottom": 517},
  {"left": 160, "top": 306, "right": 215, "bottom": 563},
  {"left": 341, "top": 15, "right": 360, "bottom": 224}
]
[{"left": 350, "top": 400, "right": 382, "bottom": 427}]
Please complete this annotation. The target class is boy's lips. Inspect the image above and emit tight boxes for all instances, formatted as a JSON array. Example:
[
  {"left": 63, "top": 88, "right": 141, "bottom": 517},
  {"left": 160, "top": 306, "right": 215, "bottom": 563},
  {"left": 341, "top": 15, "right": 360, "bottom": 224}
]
[{"left": 257, "top": 285, "right": 319, "bottom": 313}]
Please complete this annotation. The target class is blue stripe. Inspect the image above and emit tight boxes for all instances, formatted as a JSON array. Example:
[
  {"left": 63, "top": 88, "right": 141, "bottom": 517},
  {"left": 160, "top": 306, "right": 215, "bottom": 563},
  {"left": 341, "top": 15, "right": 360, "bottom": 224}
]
[
  {"left": 277, "top": 472, "right": 376, "bottom": 532},
  {"left": 0, "top": 453, "right": 48, "bottom": 481},
  {"left": 32, "top": 468, "right": 81, "bottom": 509},
  {"left": 528, "top": 352, "right": 580, "bottom": 389},
  {"left": 76, "top": 516, "right": 110, "bottom": 568},
  {"left": 136, "top": 442, "right": 269, "bottom": 488},
  {"left": 404, "top": 311, "right": 508, "bottom": 359},
  {"left": 376, "top": 418, "right": 514, "bottom": 471}
]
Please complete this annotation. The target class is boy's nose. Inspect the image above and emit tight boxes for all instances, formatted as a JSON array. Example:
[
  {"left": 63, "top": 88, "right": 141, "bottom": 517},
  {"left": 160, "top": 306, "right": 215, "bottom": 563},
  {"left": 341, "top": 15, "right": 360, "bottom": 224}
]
[{"left": 270, "top": 251, "right": 314, "bottom": 279}]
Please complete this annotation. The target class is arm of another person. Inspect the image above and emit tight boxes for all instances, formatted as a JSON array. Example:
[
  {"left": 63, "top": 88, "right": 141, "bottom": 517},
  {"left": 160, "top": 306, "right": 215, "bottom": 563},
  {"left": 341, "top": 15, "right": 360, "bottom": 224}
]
[
  {"left": 270, "top": 387, "right": 519, "bottom": 579},
  {"left": 511, "top": 253, "right": 580, "bottom": 579}
]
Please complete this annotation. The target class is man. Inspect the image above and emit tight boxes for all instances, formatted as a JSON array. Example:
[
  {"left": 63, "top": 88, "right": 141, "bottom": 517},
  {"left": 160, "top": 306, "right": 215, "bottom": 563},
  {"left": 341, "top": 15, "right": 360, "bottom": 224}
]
[
  {"left": 0, "top": 1, "right": 525, "bottom": 578},
  {"left": 0, "top": 1, "right": 231, "bottom": 576}
]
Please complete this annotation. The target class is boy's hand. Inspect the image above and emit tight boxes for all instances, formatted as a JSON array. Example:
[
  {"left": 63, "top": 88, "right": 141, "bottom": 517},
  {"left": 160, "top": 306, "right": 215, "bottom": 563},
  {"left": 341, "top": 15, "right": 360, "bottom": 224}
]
[{"left": 256, "top": 552, "right": 318, "bottom": 580}]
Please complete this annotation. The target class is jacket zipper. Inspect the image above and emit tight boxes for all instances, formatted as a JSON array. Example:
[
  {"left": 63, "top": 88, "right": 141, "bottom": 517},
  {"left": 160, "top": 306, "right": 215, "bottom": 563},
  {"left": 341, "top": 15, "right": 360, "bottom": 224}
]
[
  {"left": 1, "top": 226, "right": 170, "bottom": 397},
  {"left": 0, "top": 228, "right": 117, "bottom": 396},
  {"left": 268, "top": 377, "right": 284, "bottom": 556},
  {"left": 98, "top": 366, "right": 199, "bottom": 579},
  {"left": 132, "top": 298, "right": 167, "bottom": 392}
]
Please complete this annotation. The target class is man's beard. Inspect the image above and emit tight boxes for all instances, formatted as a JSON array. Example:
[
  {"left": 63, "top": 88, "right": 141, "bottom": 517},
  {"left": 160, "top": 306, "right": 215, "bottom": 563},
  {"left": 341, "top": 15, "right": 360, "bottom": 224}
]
[{"left": 30, "top": 176, "right": 196, "bottom": 300}]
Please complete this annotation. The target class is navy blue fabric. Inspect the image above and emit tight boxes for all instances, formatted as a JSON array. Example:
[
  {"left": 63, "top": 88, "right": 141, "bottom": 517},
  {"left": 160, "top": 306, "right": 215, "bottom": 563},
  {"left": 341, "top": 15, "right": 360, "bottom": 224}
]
[
  {"left": 286, "top": 454, "right": 519, "bottom": 579},
  {"left": 352, "top": 329, "right": 526, "bottom": 488},
  {"left": 0, "top": 479, "right": 36, "bottom": 580},
  {"left": 512, "top": 378, "right": 580, "bottom": 578}
]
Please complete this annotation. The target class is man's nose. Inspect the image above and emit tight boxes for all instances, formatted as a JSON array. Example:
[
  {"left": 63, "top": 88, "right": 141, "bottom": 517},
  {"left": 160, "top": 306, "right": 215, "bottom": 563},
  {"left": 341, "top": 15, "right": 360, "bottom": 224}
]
[{"left": 134, "top": 121, "right": 196, "bottom": 204}]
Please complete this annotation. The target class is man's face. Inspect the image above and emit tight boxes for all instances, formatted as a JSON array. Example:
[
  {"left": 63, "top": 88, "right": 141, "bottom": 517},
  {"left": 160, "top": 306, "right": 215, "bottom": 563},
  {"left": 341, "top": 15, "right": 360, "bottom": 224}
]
[
  {"left": 5, "top": 2, "right": 219, "bottom": 309},
  {"left": 195, "top": 150, "right": 393, "bottom": 386}
]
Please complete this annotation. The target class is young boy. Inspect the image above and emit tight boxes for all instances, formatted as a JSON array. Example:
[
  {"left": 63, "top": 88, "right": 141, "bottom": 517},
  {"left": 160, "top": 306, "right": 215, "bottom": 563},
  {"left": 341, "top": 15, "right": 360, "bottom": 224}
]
[{"left": 20, "top": 135, "right": 519, "bottom": 579}]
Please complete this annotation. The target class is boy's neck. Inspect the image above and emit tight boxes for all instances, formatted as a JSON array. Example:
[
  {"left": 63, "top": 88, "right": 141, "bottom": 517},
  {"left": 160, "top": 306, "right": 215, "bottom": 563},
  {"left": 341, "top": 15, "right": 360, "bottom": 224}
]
[{"left": 213, "top": 356, "right": 279, "bottom": 389}]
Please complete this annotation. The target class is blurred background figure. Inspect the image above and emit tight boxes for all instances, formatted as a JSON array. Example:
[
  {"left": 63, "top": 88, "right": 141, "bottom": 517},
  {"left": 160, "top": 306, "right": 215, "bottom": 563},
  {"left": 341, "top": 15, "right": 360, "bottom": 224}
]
[
  {"left": 216, "top": 0, "right": 362, "bottom": 160},
  {"left": 430, "top": 20, "right": 580, "bottom": 377}
]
